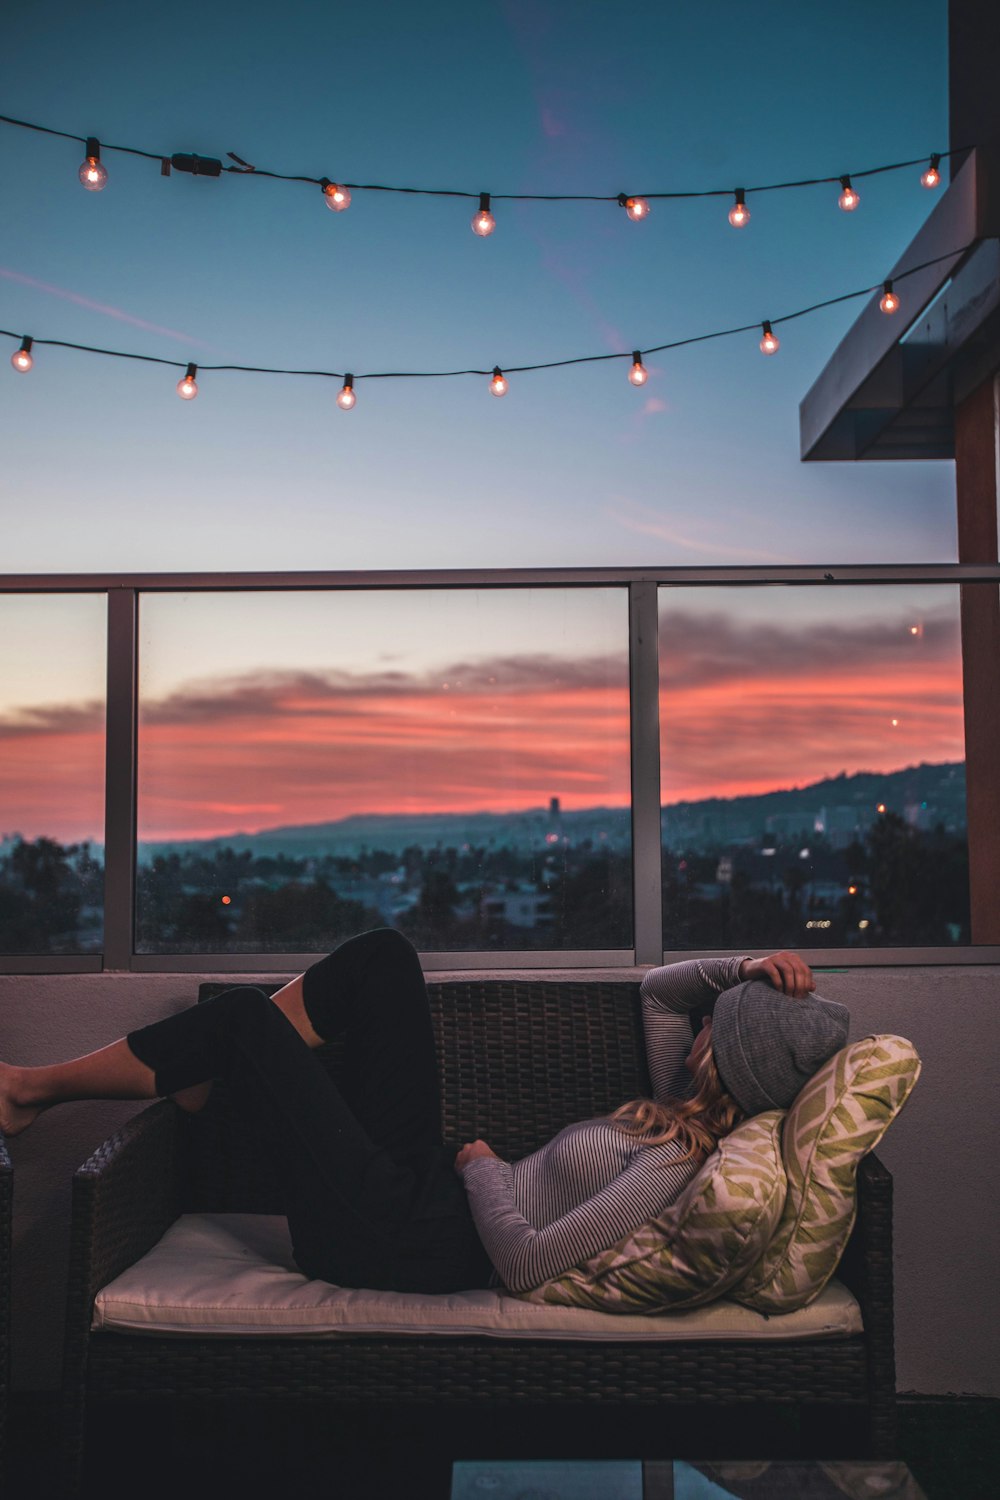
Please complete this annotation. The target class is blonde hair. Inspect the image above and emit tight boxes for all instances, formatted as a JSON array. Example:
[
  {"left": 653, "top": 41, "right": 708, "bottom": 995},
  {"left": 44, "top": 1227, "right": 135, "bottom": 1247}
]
[{"left": 608, "top": 1045, "right": 744, "bottom": 1165}]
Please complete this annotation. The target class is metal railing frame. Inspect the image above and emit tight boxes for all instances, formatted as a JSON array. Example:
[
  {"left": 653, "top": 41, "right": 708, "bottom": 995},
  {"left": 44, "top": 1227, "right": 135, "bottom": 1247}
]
[{"left": 2, "top": 563, "right": 999, "bottom": 973}]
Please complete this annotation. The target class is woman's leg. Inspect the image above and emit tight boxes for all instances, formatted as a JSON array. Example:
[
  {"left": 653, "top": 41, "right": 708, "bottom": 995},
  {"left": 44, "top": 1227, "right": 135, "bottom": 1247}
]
[
  {"left": 0, "top": 1042, "right": 157, "bottom": 1135},
  {"left": 1, "top": 930, "right": 482, "bottom": 1288},
  {"left": 0, "top": 981, "right": 319, "bottom": 1133},
  {"left": 292, "top": 927, "right": 443, "bottom": 1155},
  {"left": 127, "top": 982, "right": 429, "bottom": 1276}
]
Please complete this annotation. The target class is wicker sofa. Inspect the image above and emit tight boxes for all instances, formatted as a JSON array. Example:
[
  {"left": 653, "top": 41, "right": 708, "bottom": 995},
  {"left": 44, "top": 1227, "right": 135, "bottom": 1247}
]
[
  {"left": 0, "top": 1130, "right": 11, "bottom": 1490},
  {"left": 60, "top": 978, "right": 897, "bottom": 1491}
]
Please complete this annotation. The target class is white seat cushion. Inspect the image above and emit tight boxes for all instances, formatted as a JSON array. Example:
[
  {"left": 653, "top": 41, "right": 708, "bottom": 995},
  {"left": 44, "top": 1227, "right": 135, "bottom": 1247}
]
[{"left": 92, "top": 1213, "right": 862, "bottom": 1342}]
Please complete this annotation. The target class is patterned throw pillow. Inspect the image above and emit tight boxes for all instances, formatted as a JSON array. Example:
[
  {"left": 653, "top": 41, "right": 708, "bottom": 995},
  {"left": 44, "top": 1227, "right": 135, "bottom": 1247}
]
[
  {"left": 732, "top": 1034, "right": 920, "bottom": 1315},
  {"left": 518, "top": 1111, "right": 787, "bottom": 1314}
]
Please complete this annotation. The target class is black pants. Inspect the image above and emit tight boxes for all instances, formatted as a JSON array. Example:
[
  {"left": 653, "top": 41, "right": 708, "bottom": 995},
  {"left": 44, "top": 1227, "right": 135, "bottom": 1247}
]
[{"left": 126, "top": 928, "right": 493, "bottom": 1293}]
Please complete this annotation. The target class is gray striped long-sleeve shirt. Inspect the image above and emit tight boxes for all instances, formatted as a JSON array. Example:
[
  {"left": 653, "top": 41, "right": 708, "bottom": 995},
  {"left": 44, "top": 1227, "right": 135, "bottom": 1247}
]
[{"left": 460, "top": 956, "right": 748, "bottom": 1292}]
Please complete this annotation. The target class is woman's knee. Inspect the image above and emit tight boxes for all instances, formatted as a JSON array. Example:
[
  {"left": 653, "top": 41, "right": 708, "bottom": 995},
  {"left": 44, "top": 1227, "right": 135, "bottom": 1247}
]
[
  {"left": 212, "top": 984, "right": 278, "bottom": 1031},
  {"left": 339, "top": 927, "right": 418, "bottom": 962}
]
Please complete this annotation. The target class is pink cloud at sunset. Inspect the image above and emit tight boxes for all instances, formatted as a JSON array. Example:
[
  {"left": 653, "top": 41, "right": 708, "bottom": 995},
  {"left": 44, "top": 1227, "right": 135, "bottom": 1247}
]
[{"left": 0, "top": 611, "right": 965, "bottom": 844}]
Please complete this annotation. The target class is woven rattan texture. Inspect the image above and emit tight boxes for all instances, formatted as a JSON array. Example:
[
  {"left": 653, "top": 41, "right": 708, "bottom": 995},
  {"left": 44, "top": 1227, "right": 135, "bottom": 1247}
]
[
  {"left": 0, "top": 1133, "right": 11, "bottom": 1486},
  {"left": 185, "top": 980, "right": 648, "bottom": 1212},
  {"left": 86, "top": 1333, "right": 869, "bottom": 1404}
]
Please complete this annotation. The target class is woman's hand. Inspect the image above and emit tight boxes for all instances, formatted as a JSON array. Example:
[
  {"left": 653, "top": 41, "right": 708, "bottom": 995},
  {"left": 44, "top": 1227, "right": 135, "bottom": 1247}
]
[
  {"left": 739, "top": 952, "right": 815, "bottom": 999},
  {"left": 455, "top": 1139, "right": 500, "bottom": 1174}
]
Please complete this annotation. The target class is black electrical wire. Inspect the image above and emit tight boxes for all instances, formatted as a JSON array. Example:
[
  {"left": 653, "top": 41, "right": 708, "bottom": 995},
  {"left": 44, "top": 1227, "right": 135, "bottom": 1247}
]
[
  {"left": 0, "top": 246, "right": 971, "bottom": 385},
  {"left": 0, "top": 113, "right": 968, "bottom": 202}
]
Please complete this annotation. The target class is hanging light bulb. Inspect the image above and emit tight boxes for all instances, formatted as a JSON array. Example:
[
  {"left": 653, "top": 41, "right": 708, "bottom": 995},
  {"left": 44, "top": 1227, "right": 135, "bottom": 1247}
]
[
  {"left": 618, "top": 193, "right": 650, "bottom": 222},
  {"left": 176, "top": 363, "right": 198, "bottom": 400},
  {"left": 920, "top": 154, "right": 942, "bottom": 189},
  {"left": 759, "top": 321, "right": 779, "bottom": 355},
  {"left": 628, "top": 351, "right": 648, "bottom": 386},
  {"left": 10, "top": 336, "right": 33, "bottom": 373},
  {"left": 489, "top": 366, "right": 508, "bottom": 397},
  {"left": 78, "top": 137, "right": 108, "bottom": 191},
  {"left": 838, "top": 175, "right": 860, "bottom": 211},
  {"left": 320, "top": 178, "right": 351, "bottom": 212},
  {"left": 879, "top": 280, "right": 900, "bottom": 315},
  {"left": 728, "top": 190, "right": 750, "bottom": 228},
  {"left": 336, "top": 374, "right": 356, "bottom": 410},
  {"left": 471, "top": 192, "right": 496, "bottom": 237}
]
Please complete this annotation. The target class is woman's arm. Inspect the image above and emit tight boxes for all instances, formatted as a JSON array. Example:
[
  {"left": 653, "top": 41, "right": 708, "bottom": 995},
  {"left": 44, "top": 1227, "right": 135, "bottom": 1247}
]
[
  {"left": 641, "top": 957, "right": 748, "bottom": 1101},
  {"left": 641, "top": 952, "right": 816, "bottom": 1101},
  {"left": 459, "top": 1142, "right": 699, "bottom": 1293}
]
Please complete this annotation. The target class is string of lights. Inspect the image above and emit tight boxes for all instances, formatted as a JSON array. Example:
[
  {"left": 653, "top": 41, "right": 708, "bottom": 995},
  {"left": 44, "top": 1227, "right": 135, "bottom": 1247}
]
[
  {"left": 0, "top": 113, "right": 955, "bottom": 232},
  {"left": 2, "top": 246, "right": 969, "bottom": 406}
]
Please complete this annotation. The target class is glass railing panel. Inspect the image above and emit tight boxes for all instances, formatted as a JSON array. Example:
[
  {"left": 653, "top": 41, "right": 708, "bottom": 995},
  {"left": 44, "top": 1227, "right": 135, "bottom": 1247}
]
[
  {"left": 136, "top": 588, "right": 632, "bottom": 953},
  {"left": 0, "top": 593, "right": 106, "bottom": 953},
  {"left": 658, "top": 584, "right": 969, "bottom": 949}
]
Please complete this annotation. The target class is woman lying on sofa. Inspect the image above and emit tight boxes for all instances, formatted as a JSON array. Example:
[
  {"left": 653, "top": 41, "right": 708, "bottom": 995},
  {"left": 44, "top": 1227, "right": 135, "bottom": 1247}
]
[{"left": 0, "top": 928, "right": 848, "bottom": 1295}]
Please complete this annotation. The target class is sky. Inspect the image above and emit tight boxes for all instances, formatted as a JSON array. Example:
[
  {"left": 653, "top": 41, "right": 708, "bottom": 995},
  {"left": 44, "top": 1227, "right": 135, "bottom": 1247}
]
[
  {"left": 0, "top": 584, "right": 967, "bottom": 843},
  {"left": 1, "top": 0, "right": 956, "bottom": 574},
  {"left": 0, "top": 1, "right": 969, "bottom": 846}
]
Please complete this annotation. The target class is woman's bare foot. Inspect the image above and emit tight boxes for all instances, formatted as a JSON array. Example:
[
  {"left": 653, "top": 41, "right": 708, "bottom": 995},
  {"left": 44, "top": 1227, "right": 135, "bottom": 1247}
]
[{"left": 0, "top": 1061, "right": 41, "bottom": 1137}]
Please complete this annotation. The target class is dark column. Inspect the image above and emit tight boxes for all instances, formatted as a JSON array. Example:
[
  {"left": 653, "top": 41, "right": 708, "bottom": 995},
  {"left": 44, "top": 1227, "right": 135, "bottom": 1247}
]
[
  {"left": 949, "top": 1, "right": 1000, "bottom": 175},
  {"left": 954, "top": 376, "right": 1000, "bottom": 944}
]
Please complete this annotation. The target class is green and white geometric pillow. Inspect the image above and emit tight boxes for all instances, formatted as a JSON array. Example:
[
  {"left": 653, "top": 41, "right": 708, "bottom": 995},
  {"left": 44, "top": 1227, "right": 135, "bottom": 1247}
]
[
  {"left": 732, "top": 1034, "right": 920, "bottom": 1315},
  {"left": 518, "top": 1110, "right": 787, "bottom": 1314}
]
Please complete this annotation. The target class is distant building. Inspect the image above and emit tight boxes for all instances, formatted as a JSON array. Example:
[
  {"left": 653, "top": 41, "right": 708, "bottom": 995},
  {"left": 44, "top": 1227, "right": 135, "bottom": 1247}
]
[{"left": 481, "top": 887, "right": 553, "bottom": 929}]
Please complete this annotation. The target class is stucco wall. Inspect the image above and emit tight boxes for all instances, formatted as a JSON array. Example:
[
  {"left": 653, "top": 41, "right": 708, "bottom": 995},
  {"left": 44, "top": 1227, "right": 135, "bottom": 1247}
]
[{"left": 1, "top": 965, "right": 998, "bottom": 1393}]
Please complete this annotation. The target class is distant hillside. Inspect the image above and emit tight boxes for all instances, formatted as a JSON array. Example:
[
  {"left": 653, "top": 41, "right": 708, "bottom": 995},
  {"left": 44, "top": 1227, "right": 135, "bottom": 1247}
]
[
  {"left": 663, "top": 760, "right": 966, "bottom": 847},
  {"left": 137, "top": 761, "right": 966, "bottom": 863}
]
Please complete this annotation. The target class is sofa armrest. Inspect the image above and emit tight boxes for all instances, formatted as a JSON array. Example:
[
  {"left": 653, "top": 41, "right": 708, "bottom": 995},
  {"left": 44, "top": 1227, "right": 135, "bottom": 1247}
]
[
  {"left": 838, "top": 1153, "right": 894, "bottom": 1313},
  {"left": 837, "top": 1152, "right": 896, "bottom": 1416},
  {"left": 1, "top": 1131, "right": 11, "bottom": 1474},
  {"left": 63, "top": 1101, "right": 183, "bottom": 1349},
  {"left": 59, "top": 1101, "right": 183, "bottom": 1487}
]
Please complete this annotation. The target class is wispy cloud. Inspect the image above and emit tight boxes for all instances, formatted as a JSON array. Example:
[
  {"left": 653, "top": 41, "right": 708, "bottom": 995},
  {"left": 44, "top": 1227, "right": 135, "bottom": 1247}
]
[
  {"left": 0, "top": 620, "right": 964, "bottom": 842},
  {"left": 0, "top": 267, "right": 214, "bottom": 348},
  {"left": 0, "top": 700, "right": 104, "bottom": 738},
  {"left": 607, "top": 496, "right": 796, "bottom": 563}
]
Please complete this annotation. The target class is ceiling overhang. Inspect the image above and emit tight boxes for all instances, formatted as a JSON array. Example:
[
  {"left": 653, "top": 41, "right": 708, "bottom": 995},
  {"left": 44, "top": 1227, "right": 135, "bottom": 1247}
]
[{"left": 799, "top": 142, "right": 1000, "bottom": 461}]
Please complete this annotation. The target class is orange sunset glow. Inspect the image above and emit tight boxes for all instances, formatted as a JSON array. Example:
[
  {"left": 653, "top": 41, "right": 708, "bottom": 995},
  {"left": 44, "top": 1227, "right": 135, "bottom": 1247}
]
[{"left": 0, "top": 602, "right": 966, "bottom": 845}]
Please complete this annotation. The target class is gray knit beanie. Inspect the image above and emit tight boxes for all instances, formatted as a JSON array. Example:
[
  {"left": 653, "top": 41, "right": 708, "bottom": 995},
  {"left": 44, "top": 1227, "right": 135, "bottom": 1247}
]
[{"left": 710, "top": 980, "right": 850, "bottom": 1115}]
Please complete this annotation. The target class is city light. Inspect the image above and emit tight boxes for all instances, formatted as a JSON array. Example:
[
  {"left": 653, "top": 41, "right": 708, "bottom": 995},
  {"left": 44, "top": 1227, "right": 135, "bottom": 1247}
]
[
  {"left": 728, "top": 191, "right": 750, "bottom": 228},
  {"left": 337, "top": 374, "right": 356, "bottom": 410},
  {"left": 489, "top": 366, "right": 508, "bottom": 397}
]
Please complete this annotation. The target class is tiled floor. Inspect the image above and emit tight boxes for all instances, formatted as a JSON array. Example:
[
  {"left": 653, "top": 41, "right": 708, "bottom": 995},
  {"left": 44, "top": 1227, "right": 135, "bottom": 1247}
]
[{"left": 6, "top": 1393, "right": 998, "bottom": 1500}]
